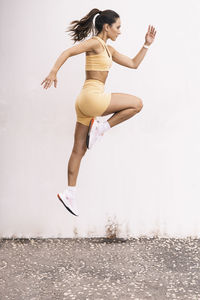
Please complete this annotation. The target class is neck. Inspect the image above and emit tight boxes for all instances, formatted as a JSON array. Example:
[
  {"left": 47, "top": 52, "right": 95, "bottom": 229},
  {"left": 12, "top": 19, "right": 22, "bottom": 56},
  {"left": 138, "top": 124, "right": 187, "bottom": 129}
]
[{"left": 97, "top": 35, "right": 108, "bottom": 44}]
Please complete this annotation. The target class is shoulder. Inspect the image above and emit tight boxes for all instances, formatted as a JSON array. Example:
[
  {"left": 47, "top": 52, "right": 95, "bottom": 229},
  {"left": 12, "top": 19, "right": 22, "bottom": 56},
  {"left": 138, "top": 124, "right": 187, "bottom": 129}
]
[
  {"left": 85, "top": 37, "right": 104, "bottom": 55},
  {"left": 86, "top": 37, "right": 102, "bottom": 49}
]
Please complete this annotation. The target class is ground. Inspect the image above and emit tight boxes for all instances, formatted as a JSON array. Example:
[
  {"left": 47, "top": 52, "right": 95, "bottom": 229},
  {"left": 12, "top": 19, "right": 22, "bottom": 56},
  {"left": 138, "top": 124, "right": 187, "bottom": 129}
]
[{"left": 0, "top": 237, "right": 200, "bottom": 299}]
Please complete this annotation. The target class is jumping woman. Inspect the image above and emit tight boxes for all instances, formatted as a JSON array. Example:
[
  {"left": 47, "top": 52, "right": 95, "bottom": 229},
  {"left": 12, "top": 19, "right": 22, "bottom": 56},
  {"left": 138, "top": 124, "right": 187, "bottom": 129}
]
[{"left": 41, "top": 8, "right": 156, "bottom": 217}]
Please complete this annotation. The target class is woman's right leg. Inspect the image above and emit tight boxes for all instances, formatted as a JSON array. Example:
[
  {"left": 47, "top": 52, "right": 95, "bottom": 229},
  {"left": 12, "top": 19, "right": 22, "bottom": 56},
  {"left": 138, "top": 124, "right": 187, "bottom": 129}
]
[
  {"left": 101, "top": 93, "right": 143, "bottom": 127},
  {"left": 67, "top": 121, "right": 89, "bottom": 186}
]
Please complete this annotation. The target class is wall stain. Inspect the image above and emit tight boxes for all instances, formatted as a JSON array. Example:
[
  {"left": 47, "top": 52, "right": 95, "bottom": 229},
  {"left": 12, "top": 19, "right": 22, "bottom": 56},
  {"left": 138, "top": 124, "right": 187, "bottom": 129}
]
[
  {"left": 105, "top": 215, "right": 120, "bottom": 239},
  {"left": 73, "top": 227, "right": 78, "bottom": 238}
]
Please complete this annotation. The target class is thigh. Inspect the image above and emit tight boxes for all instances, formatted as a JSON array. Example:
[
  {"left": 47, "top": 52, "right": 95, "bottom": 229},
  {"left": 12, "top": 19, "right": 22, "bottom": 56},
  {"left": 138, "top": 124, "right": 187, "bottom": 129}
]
[
  {"left": 77, "top": 80, "right": 110, "bottom": 117},
  {"left": 72, "top": 121, "right": 89, "bottom": 154},
  {"left": 101, "top": 93, "right": 143, "bottom": 116},
  {"left": 75, "top": 100, "right": 94, "bottom": 127},
  {"left": 78, "top": 90, "right": 110, "bottom": 117}
]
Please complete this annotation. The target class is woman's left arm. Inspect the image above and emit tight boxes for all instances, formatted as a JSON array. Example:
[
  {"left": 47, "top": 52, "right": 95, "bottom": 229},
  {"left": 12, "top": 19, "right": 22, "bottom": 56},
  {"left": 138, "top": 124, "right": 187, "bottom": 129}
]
[
  {"left": 108, "top": 25, "right": 156, "bottom": 69},
  {"left": 133, "top": 25, "right": 157, "bottom": 68}
]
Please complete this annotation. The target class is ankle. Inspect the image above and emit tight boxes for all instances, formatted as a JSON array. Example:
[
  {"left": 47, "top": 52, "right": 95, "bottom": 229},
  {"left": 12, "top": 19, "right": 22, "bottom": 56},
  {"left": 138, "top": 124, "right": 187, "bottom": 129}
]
[
  {"left": 67, "top": 185, "right": 76, "bottom": 192},
  {"left": 66, "top": 185, "right": 77, "bottom": 198}
]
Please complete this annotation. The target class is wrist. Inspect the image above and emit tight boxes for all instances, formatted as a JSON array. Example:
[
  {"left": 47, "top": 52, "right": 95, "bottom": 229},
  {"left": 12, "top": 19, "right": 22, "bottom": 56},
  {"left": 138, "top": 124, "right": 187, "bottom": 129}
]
[
  {"left": 143, "top": 43, "right": 150, "bottom": 49},
  {"left": 50, "top": 69, "right": 57, "bottom": 75}
]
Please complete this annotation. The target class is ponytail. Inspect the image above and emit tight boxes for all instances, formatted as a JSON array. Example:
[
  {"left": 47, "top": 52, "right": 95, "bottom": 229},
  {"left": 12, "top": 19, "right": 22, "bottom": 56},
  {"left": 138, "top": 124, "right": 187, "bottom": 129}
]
[
  {"left": 66, "top": 8, "right": 120, "bottom": 44},
  {"left": 66, "top": 8, "right": 101, "bottom": 44}
]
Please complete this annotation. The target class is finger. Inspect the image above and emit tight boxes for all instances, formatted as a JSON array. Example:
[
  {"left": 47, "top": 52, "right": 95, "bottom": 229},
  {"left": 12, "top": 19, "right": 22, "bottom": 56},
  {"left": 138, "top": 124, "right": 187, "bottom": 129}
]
[
  {"left": 41, "top": 79, "right": 47, "bottom": 85},
  {"left": 43, "top": 82, "right": 48, "bottom": 89},
  {"left": 44, "top": 81, "right": 50, "bottom": 89},
  {"left": 47, "top": 80, "right": 52, "bottom": 89},
  {"left": 46, "top": 80, "right": 51, "bottom": 87}
]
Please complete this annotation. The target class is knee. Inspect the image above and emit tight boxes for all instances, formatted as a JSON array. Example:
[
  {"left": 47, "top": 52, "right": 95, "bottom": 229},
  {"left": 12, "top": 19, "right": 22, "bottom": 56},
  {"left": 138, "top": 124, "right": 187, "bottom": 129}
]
[
  {"left": 136, "top": 98, "right": 143, "bottom": 112},
  {"left": 72, "top": 146, "right": 87, "bottom": 157}
]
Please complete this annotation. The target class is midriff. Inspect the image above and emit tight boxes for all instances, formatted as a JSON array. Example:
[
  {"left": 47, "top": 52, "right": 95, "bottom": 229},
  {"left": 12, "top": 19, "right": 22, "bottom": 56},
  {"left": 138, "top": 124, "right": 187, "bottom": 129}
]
[{"left": 85, "top": 70, "right": 109, "bottom": 84}]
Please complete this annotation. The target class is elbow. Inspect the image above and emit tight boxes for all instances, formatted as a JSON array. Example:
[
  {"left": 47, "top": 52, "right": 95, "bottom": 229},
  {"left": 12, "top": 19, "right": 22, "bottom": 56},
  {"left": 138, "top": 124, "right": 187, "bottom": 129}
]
[
  {"left": 132, "top": 64, "right": 138, "bottom": 69},
  {"left": 132, "top": 60, "right": 138, "bottom": 69}
]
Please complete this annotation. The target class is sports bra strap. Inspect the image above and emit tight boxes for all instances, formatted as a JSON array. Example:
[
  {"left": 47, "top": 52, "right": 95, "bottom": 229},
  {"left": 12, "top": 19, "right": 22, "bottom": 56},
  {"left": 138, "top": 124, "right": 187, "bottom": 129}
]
[{"left": 92, "top": 36, "right": 110, "bottom": 57}]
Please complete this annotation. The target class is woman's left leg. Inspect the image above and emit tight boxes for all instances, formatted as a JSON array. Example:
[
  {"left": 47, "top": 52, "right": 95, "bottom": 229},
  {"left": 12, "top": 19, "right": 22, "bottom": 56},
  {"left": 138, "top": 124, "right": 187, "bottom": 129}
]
[{"left": 67, "top": 121, "right": 89, "bottom": 186}]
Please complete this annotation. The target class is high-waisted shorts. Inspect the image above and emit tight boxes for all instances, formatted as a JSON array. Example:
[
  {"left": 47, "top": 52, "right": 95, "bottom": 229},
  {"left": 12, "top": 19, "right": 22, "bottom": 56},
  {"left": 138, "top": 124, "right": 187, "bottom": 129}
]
[{"left": 75, "top": 79, "right": 111, "bottom": 126}]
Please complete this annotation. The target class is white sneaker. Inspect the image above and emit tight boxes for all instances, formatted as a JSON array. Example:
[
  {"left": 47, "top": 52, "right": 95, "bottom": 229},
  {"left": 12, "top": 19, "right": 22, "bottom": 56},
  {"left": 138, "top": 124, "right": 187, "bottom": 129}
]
[
  {"left": 86, "top": 118, "right": 104, "bottom": 149},
  {"left": 57, "top": 189, "right": 79, "bottom": 216}
]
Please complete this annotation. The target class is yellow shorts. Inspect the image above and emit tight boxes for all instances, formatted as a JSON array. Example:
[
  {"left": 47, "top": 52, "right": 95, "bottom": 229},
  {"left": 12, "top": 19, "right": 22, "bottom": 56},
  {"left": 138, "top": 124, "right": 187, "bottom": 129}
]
[{"left": 75, "top": 79, "right": 111, "bottom": 126}]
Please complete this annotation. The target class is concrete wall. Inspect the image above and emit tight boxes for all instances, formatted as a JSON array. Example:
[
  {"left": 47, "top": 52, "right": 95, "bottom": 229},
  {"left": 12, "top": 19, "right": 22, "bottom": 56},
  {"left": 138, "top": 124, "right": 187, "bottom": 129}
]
[{"left": 1, "top": 0, "right": 200, "bottom": 238}]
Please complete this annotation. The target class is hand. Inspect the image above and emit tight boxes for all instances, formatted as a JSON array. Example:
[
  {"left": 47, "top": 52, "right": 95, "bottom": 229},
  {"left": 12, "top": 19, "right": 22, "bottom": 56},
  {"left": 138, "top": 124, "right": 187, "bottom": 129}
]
[
  {"left": 145, "top": 25, "right": 157, "bottom": 46},
  {"left": 41, "top": 71, "right": 57, "bottom": 89}
]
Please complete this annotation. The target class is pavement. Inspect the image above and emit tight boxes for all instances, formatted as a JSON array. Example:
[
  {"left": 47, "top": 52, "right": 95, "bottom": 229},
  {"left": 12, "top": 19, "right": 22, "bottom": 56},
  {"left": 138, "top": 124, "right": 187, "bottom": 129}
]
[{"left": 0, "top": 237, "right": 200, "bottom": 300}]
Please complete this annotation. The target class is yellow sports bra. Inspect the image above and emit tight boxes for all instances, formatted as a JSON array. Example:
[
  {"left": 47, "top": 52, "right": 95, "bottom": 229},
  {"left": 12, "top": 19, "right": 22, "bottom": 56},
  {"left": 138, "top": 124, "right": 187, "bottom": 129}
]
[{"left": 85, "top": 36, "right": 112, "bottom": 71}]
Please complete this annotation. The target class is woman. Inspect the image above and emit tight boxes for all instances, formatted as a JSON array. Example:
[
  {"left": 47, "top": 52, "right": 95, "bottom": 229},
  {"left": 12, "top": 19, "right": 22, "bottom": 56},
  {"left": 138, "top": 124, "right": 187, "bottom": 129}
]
[{"left": 41, "top": 8, "right": 156, "bottom": 217}]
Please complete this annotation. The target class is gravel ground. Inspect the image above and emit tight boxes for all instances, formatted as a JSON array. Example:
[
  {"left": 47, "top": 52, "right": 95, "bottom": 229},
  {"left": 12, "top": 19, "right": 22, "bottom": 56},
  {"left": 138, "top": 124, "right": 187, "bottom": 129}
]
[{"left": 0, "top": 237, "right": 200, "bottom": 300}]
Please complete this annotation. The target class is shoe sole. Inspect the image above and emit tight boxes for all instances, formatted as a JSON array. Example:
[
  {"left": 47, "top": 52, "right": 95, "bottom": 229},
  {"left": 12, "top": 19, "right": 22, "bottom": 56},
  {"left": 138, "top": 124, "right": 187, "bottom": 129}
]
[
  {"left": 86, "top": 118, "right": 95, "bottom": 149},
  {"left": 57, "top": 194, "right": 78, "bottom": 216}
]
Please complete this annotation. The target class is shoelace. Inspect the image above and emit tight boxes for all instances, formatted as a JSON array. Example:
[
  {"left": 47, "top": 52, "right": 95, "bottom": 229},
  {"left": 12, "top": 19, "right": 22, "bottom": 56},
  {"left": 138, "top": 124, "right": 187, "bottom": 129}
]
[
  {"left": 94, "top": 123, "right": 103, "bottom": 137},
  {"left": 70, "top": 199, "right": 75, "bottom": 207},
  {"left": 97, "top": 121, "right": 104, "bottom": 136},
  {"left": 63, "top": 190, "right": 74, "bottom": 206}
]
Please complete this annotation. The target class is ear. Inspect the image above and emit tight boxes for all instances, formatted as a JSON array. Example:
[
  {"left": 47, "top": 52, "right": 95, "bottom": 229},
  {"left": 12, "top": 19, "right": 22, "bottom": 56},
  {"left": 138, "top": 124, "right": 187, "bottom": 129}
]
[{"left": 104, "top": 23, "right": 110, "bottom": 32}]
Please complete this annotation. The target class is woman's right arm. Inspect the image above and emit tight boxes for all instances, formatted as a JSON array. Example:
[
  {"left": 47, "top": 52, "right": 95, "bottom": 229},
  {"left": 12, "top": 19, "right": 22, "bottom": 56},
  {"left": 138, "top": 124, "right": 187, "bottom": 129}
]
[{"left": 41, "top": 38, "right": 97, "bottom": 89}]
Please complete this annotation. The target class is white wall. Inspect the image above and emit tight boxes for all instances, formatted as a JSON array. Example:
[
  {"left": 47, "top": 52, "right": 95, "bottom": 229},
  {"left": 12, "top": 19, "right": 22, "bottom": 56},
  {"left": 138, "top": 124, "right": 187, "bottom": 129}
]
[{"left": 1, "top": 0, "right": 200, "bottom": 238}]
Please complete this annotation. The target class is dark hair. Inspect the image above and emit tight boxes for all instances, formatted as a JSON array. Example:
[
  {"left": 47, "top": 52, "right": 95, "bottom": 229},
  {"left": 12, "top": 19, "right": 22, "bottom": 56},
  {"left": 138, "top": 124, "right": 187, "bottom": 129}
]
[{"left": 66, "top": 8, "right": 120, "bottom": 44}]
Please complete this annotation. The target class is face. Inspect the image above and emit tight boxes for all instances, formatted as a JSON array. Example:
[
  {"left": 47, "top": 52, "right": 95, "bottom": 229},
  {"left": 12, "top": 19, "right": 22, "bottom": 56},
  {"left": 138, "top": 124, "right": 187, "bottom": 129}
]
[{"left": 105, "top": 17, "right": 121, "bottom": 41}]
